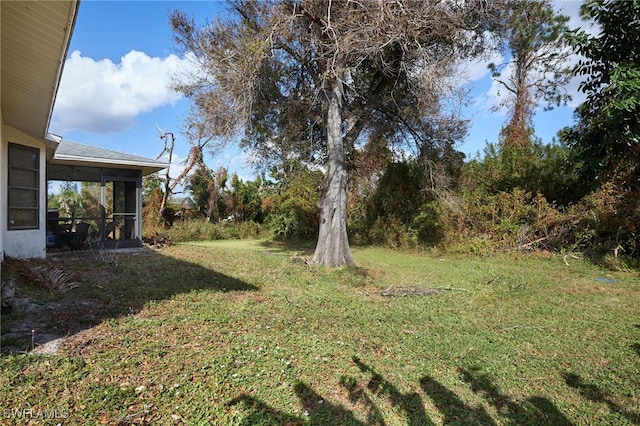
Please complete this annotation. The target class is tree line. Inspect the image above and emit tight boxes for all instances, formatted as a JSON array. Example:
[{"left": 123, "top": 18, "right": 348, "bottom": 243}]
[{"left": 142, "top": 0, "right": 639, "bottom": 268}]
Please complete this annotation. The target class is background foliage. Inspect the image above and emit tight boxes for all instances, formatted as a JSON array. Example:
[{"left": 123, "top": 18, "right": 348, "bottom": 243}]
[{"left": 137, "top": 0, "right": 640, "bottom": 268}]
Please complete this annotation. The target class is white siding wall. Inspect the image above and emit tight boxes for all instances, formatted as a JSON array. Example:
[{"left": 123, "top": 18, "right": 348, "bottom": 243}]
[{"left": 1, "top": 125, "right": 47, "bottom": 259}]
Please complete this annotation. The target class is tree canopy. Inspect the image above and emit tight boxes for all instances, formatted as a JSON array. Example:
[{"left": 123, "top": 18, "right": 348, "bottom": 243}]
[
  {"left": 170, "top": 0, "right": 497, "bottom": 266},
  {"left": 567, "top": 0, "right": 640, "bottom": 187}
]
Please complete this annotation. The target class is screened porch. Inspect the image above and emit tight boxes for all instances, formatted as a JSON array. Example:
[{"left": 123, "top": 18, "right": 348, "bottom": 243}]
[{"left": 46, "top": 139, "right": 167, "bottom": 250}]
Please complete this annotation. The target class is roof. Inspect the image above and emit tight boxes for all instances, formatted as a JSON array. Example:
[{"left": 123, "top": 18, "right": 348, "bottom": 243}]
[
  {"left": 1, "top": 1, "right": 79, "bottom": 139},
  {"left": 49, "top": 139, "right": 168, "bottom": 176}
]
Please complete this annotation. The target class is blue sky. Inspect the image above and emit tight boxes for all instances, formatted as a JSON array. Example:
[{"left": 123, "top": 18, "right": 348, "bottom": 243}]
[{"left": 49, "top": 0, "right": 592, "bottom": 185}]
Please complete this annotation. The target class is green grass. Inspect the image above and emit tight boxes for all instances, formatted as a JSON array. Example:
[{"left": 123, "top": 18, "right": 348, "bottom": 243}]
[{"left": 1, "top": 240, "right": 639, "bottom": 425}]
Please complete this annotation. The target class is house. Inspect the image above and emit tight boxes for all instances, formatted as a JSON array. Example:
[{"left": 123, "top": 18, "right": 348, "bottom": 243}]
[{"left": 1, "top": 0, "right": 168, "bottom": 259}]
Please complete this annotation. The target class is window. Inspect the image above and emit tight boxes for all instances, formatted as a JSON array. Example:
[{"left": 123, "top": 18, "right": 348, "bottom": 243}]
[{"left": 8, "top": 143, "right": 40, "bottom": 229}]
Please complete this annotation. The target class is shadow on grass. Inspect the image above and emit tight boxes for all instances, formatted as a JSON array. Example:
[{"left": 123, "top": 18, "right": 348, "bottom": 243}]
[
  {"left": 258, "top": 239, "right": 317, "bottom": 255},
  {"left": 564, "top": 372, "right": 640, "bottom": 424},
  {"left": 228, "top": 356, "right": 572, "bottom": 425},
  {"left": 1, "top": 248, "right": 256, "bottom": 354},
  {"left": 455, "top": 366, "right": 571, "bottom": 425},
  {"left": 633, "top": 324, "right": 640, "bottom": 357},
  {"left": 230, "top": 382, "right": 368, "bottom": 426}
]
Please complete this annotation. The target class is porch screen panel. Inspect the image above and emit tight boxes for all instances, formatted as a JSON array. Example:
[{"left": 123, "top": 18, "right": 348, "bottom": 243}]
[{"left": 8, "top": 143, "right": 39, "bottom": 229}]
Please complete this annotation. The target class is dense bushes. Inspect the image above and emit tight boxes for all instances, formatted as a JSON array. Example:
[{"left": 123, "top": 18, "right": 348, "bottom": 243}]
[
  {"left": 344, "top": 138, "right": 639, "bottom": 267},
  {"left": 433, "top": 141, "right": 639, "bottom": 266},
  {"left": 142, "top": 164, "right": 321, "bottom": 244},
  {"left": 141, "top": 139, "right": 638, "bottom": 268},
  {"left": 164, "top": 220, "right": 264, "bottom": 243},
  {"left": 262, "top": 167, "right": 322, "bottom": 240},
  {"left": 348, "top": 161, "right": 445, "bottom": 250},
  {"left": 437, "top": 141, "right": 576, "bottom": 253}
]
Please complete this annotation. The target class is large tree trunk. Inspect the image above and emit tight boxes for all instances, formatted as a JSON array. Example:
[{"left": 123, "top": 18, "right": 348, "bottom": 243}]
[{"left": 312, "top": 73, "right": 355, "bottom": 267}]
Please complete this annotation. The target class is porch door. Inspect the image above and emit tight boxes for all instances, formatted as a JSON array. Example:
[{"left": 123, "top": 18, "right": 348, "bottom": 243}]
[{"left": 103, "top": 178, "right": 141, "bottom": 248}]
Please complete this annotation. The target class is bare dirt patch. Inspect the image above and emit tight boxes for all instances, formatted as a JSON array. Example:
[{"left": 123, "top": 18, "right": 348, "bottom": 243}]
[{"left": 1, "top": 250, "right": 144, "bottom": 355}]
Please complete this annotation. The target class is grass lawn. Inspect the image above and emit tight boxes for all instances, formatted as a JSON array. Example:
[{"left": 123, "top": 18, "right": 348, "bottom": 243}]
[{"left": 1, "top": 240, "right": 639, "bottom": 425}]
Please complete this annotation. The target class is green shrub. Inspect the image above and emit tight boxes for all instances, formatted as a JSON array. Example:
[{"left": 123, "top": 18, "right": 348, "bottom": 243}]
[
  {"left": 551, "top": 180, "right": 640, "bottom": 264},
  {"left": 367, "top": 215, "right": 419, "bottom": 250},
  {"left": 267, "top": 211, "right": 299, "bottom": 239},
  {"left": 165, "top": 220, "right": 264, "bottom": 243},
  {"left": 412, "top": 201, "right": 443, "bottom": 244},
  {"left": 225, "top": 221, "right": 263, "bottom": 239}
]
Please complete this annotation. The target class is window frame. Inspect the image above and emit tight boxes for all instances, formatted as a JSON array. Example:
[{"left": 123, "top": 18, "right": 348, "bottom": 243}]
[{"left": 7, "top": 142, "right": 40, "bottom": 230}]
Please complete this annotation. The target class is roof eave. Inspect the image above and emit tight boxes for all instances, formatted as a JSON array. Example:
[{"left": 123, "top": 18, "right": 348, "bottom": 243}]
[
  {"left": 45, "top": 134, "right": 63, "bottom": 162},
  {"left": 45, "top": 0, "right": 81, "bottom": 135},
  {"left": 52, "top": 154, "right": 167, "bottom": 169},
  {"left": 51, "top": 156, "right": 168, "bottom": 175}
]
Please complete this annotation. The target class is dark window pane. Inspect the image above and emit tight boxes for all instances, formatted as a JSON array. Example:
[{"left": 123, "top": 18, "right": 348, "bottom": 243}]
[
  {"left": 9, "top": 209, "right": 38, "bottom": 228},
  {"left": 8, "top": 143, "right": 39, "bottom": 229},
  {"left": 9, "top": 144, "right": 38, "bottom": 169},
  {"left": 9, "top": 188, "right": 38, "bottom": 208},
  {"left": 8, "top": 169, "right": 38, "bottom": 188}
]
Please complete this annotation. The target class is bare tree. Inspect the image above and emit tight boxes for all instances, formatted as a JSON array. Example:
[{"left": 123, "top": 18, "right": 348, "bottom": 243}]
[
  {"left": 170, "top": 0, "right": 494, "bottom": 266},
  {"left": 155, "top": 122, "right": 217, "bottom": 216},
  {"left": 156, "top": 129, "right": 176, "bottom": 215}
]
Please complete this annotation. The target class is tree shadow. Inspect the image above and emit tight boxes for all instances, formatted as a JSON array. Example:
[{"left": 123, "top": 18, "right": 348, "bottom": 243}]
[
  {"left": 228, "top": 356, "right": 432, "bottom": 425},
  {"left": 420, "top": 375, "right": 495, "bottom": 425},
  {"left": 455, "top": 366, "right": 571, "bottom": 425},
  {"left": 632, "top": 343, "right": 640, "bottom": 357},
  {"left": 564, "top": 372, "right": 640, "bottom": 424},
  {"left": 347, "top": 356, "right": 430, "bottom": 426},
  {"left": 1, "top": 248, "right": 257, "bottom": 354},
  {"left": 229, "top": 382, "right": 368, "bottom": 426},
  {"left": 258, "top": 239, "right": 316, "bottom": 256},
  {"left": 228, "top": 356, "right": 573, "bottom": 425},
  {"left": 228, "top": 393, "right": 303, "bottom": 425}
]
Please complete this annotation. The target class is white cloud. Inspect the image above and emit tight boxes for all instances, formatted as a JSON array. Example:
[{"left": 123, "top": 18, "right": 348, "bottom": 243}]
[
  {"left": 457, "top": 29, "right": 504, "bottom": 84},
  {"left": 554, "top": 0, "right": 599, "bottom": 108},
  {"left": 555, "top": 0, "right": 599, "bottom": 37},
  {"left": 483, "top": 62, "right": 514, "bottom": 116},
  {"left": 460, "top": 53, "right": 504, "bottom": 83},
  {"left": 211, "top": 149, "right": 255, "bottom": 182},
  {"left": 51, "top": 50, "right": 195, "bottom": 134},
  {"left": 155, "top": 152, "right": 190, "bottom": 197}
]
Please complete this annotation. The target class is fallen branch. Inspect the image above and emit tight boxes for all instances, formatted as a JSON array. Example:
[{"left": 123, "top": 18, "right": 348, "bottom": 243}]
[
  {"left": 563, "top": 253, "right": 581, "bottom": 266},
  {"left": 499, "top": 325, "right": 548, "bottom": 332},
  {"left": 3, "top": 257, "right": 80, "bottom": 292},
  {"left": 519, "top": 236, "right": 549, "bottom": 249},
  {"left": 290, "top": 254, "right": 311, "bottom": 266},
  {"left": 381, "top": 286, "right": 437, "bottom": 297},
  {"left": 432, "top": 286, "right": 470, "bottom": 292},
  {"left": 380, "top": 285, "right": 469, "bottom": 297}
]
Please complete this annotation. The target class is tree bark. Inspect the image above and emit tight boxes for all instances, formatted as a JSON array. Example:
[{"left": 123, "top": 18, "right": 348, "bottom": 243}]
[
  {"left": 503, "top": 50, "right": 532, "bottom": 150},
  {"left": 312, "top": 72, "right": 355, "bottom": 267}
]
